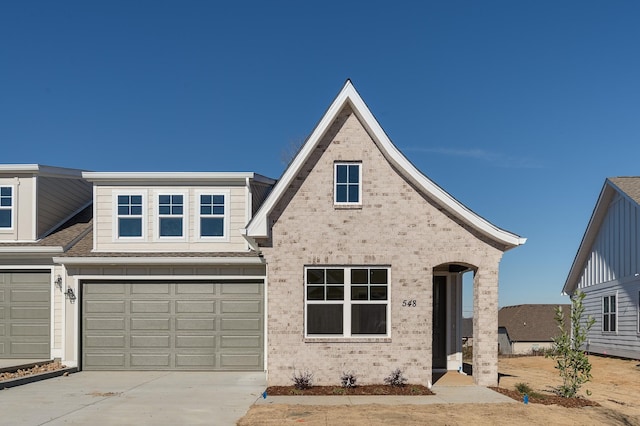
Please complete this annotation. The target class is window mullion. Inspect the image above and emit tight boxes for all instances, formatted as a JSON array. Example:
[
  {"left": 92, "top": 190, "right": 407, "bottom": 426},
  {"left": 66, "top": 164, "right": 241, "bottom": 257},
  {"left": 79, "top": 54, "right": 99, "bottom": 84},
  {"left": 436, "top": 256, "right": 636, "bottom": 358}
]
[{"left": 345, "top": 267, "right": 351, "bottom": 337}]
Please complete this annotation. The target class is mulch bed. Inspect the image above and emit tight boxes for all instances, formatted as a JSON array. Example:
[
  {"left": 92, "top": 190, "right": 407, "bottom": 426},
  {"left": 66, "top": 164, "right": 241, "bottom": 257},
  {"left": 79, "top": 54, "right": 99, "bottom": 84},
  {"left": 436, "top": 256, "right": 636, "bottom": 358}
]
[
  {"left": 489, "top": 387, "right": 600, "bottom": 408},
  {"left": 266, "top": 384, "right": 434, "bottom": 396},
  {"left": 0, "top": 362, "right": 67, "bottom": 382}
]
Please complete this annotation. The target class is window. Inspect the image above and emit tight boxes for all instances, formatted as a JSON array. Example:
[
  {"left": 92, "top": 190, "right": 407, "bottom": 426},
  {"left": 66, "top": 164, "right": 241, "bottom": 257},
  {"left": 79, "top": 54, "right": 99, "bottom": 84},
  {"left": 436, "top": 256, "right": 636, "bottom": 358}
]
[
  {"left": 199, "top": 194, "right": 225, "bottom": 237},
  {"left": 158, "top": 194, "right": 184, "bottom": 237},
  {"left": 0, "top": 186, "right": 12, "bottom": 229},
  {"left": 334, "top": 163, "right": 361, "bottom": 204},
  {"left": 603, "top": 294, "right": 616, "bottom": 332},
  {"left": 117, "top": 195, "right": 143, "bottom": 237},
  {"left": 305, "top": 266, "right": 389, "bottom": 337}
]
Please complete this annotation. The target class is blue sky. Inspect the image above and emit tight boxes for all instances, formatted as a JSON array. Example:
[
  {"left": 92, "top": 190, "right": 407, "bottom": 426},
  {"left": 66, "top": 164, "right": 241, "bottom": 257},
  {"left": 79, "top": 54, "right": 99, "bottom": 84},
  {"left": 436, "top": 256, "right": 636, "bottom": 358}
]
[{"left": 2, "top": 1, "right": 640, "bottom": 313}]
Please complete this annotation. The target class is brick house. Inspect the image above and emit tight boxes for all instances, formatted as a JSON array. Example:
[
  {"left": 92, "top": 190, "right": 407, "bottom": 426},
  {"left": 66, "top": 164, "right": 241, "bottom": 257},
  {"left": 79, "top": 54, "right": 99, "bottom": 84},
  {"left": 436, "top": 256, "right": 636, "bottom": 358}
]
[
  {"left": 0, "top": 81, "right": 524, "bottom": 388},
  {"left": 245, "top": 80, "right": 526, "bottom": 386}
]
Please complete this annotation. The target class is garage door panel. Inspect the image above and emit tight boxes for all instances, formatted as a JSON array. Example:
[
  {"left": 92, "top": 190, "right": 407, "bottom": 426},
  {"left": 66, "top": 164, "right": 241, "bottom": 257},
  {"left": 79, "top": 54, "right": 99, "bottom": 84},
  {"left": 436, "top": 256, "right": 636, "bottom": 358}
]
[
  {"left": 176, "top": 300, "right": 215, "bottom": 313},
  {"left": 86, "top": 318, "right": 125, "bottom": 330},
  {"left": 131, "top": 301, "right": 170, "bottom": 313},
  {"left": 131, "top": 318, "right": 170, "bottom": 331},
  {"left": 10, "top": 273, "right": 49, "bottom": 284},
  {"left": 221, "top": 300, "right": 261, "bottom": 314},
  {"left": 11, "top": 306, "right": 49, "bottom": 320},
  {"left": 11, "top": 289, "right": 49, "bottom": 303},
  {"left": 131, "top": 335, "right": 171, "bottom": 348},
  {"left": 83, "top": 281, "right": 263, "bottom": 370},
  {"left": 0, "top": 290, "right": 5, "bottom": 302},
  {"left": 221, "top": 318, "right": 261, "bottom": 331},
  {"left": 131, "top": 353, "right": 171, "bottom": 367},
  {"left": 132, "top": 283, "right": 169, "bottom": 294},
  {"left": 85, "top": 300, "right": 125, "bottom": 314},
  {"left": 221, "top": 335, "right": 261, "bottom": 348},
  {"left": 221, "top": 283, "right": 261, "bottom": 295},
  {"left": 177, "top": 318, "right": 215, "bottom": 330},
  {"left": 86, "top": 353, "right": 125, "bottom": 367},
  {"left": 11, "top": 342, "right": 49, "bottom": 354},
  {"left": 176, "top": 283, "right": 215, "bottom": 294},
  {"left": 85, "top": 283, "right": 125, "bottom": 294},
  {"left": 85, "top": 335, "right": 126, "bottom": 348},
  {"left": 176, "top": 335, "right": 215, "bottom": 348},
  {"left": 11, "top": 323, "right": 48, "bottom": 337}
]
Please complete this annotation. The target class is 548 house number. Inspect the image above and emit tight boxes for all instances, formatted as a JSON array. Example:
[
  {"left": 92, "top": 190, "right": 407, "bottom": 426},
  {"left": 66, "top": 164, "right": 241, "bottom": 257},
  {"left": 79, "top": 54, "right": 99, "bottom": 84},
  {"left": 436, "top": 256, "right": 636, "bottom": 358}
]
[{"left": 402, "top": 299, "right": 417, "bottom": 307}]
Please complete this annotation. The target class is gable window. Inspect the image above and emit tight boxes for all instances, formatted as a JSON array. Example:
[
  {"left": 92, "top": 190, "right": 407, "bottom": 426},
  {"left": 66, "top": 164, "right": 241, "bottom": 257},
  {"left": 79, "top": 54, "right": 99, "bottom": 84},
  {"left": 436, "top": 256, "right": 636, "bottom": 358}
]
[
  {"left": 0, "top": 186, "right": 12, "bottom": 229},
  {"left": 334, "top": 163, "right": 361, "bottom": 204},
  {"left": 158, "top": 194, "right": 184, "bottom": 237},
  {"left": 305, "top": 266, "right": 389, "bottom": 337},
  {"left": 117, "top": 195, "right": 143, "bottom": 237},
  {"left": 603, "top": 294, "right": 616, "bottom": 332},
  {"left": 199, "top": 194, "right": 226, "bottom": 238}
]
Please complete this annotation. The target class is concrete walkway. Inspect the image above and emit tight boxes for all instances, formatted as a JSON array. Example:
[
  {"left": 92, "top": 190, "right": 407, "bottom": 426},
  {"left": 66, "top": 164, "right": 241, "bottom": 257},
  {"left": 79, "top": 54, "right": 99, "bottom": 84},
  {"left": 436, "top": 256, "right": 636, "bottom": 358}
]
[{"left": 256, "top": 385, "right": 516, "bottom": 406}]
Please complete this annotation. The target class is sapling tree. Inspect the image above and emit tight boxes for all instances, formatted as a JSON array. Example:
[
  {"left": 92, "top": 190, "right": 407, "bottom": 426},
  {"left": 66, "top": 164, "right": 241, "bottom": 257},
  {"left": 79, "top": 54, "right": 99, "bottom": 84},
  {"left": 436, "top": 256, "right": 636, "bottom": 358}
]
[{"left": 546, "top": 291, "right": 595, "bottom": 398}]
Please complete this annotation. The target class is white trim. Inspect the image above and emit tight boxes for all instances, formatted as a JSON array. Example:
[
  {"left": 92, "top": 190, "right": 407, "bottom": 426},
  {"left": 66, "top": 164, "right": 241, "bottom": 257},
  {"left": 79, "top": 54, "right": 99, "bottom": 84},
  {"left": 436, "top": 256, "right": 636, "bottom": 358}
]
[
  {"left": 112, "top": 190, "right": 147, "bottom": 241},
  {"left": 0, "top": 246, "right": 64, "bottom": 253},
  {"left": 0, "top": 184, "right": 15, "bottom": 232},
  {"left": 31, "top": 176, "right": 37, "bottom": 240},
  {"left": 0, "top": 164, "right": 86, "bottom": 178},
  {"left": 71, "top": 274, "right": 266, "bottom": 281},
  {"left": 53, "top": 256, "right": 264, "bottom": 265},
  {"left": 83, "top": 171, "right": 267, "bottom": 183},
  {"left": 334, "top": 162, "right": 362, "bottom": 206},
  {"left": 195, "top": 190, "right": 230, "bottom": 242},
  {"left": 245, "top": 80, "right": 525, "bottom": 248},
  {"left": 154, "top": 191, "right": 188, "bottom": 241}
]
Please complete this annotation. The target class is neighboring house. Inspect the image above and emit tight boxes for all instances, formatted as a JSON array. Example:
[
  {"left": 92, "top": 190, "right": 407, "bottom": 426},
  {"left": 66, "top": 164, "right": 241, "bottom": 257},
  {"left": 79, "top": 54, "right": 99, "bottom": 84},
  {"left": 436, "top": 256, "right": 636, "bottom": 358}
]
[
  {"left": 0, "top": 81, "right": 526, "bottom": 387},
  {"left": 564, "top": 177, "right": 640, "bottom": 359},
  {"left": 497, "top": 304, "right": 569, "bottom": 355}
]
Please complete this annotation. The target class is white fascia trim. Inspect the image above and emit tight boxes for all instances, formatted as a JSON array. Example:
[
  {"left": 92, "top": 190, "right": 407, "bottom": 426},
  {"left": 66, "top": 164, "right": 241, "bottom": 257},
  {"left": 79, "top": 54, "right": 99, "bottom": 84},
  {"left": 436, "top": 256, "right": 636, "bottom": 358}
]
[
  {"left": 0, "top": 246, "right": 64, "bottom": 253},
  {"left": 0, "top": 164, "right": 86, "bottom": 178},
  {"left": 83, "top": 172, "right": 259, "bottom": 183},
  {"left": 563, "top": 180, "right": 616, "bottom": 295},
  {"left": 53, "top": 256, "right": 264, "bottom": 265},
  {"left": 246, "top": 80, "right": 526, "bottom": 248}
]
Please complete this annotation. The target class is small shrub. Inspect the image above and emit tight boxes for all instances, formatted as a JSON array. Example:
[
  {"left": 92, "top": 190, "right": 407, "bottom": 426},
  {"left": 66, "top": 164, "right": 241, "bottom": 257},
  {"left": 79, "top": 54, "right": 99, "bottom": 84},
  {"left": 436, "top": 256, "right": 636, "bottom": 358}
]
[
  {"left": 332, "top": 387, "right": 346, "bottom": 395},
  {"left": 340, "top": 370, "right": 358, "bottom": 388},
  {"left": 384, "top": 368, "right": 408, "bottom": 387},
  {"left": 515, "top": 382, "right": 533, "bottom": 395},
  {"left": 291, "top": 369, "right": 314, "bottom": 390}
]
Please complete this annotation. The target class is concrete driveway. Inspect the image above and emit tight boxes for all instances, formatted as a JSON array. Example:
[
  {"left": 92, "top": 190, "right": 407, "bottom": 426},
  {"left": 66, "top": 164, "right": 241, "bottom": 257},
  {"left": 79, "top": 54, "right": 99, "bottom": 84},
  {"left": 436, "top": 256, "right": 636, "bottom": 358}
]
[{"left": 0, "top": 371, "right": 266, "bottom": 425}]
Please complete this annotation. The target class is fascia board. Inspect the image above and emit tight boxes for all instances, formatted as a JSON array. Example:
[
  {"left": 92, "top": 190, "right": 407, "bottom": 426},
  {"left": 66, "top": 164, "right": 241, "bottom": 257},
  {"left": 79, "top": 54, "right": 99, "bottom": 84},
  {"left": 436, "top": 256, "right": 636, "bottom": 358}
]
[
  {"left": 83, "top": 172, "right": 258, "bottom": 183},
  {"left": 562, "top": 180, "right": 615, "bottom": 295},
  {"left": 53, "top": 256, "right": 265, "bottom": 265},
  {"left": 0, "top": 164, "right": 86, "bottom": 178},
  {"left": 247, "top": 80, "right": 525, "bottom": 248},
  {"left": 0, "top": 246, "right": 64, "bottom": 253}
]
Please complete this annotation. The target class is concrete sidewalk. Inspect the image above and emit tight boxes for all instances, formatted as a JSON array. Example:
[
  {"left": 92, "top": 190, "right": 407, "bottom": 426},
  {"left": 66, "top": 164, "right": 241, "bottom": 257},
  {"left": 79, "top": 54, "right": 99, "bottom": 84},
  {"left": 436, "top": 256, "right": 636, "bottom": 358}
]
[{"left": 255, "top": 385, "right": 516, "bottom": 406}]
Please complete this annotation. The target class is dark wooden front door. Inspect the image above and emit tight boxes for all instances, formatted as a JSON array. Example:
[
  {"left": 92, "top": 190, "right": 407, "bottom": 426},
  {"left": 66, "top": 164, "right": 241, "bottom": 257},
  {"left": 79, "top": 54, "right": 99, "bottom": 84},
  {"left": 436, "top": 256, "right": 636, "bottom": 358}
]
[{"left": 432, "top": 275, "right": 447, "bottom": 369}]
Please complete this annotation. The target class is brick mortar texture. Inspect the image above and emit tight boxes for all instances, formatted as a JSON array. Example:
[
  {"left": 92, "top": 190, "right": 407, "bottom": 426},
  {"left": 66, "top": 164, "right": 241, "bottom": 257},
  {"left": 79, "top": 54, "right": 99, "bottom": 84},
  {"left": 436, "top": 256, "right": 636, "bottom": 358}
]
[{"left": 261, "top": 106, "right": 504, "bottom": 386}]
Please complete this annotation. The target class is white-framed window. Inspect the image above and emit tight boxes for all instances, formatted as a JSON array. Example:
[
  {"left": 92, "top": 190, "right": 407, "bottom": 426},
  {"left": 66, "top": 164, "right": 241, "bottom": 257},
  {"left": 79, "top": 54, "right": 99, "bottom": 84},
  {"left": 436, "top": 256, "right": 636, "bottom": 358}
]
[
  {"left": 157, "top": 193, "right": 186, "bottom": 238},
  {"left": 334, "top": 162, "right": 361, "bottom": 205},
  {"left": 116, "top": 193, "right": 145, "bottom": 238},
  {"left": 197, "top": 192, "right": 228, "bottom": 239},
  {"left": 602, "top": 294, "right": 617, "bottom": 332},
  {"left": 0, "top": 186, "right": 13, "bottom": 229},
  {"left": 304, "top": 266, "right": 389, "bottom": 337}
]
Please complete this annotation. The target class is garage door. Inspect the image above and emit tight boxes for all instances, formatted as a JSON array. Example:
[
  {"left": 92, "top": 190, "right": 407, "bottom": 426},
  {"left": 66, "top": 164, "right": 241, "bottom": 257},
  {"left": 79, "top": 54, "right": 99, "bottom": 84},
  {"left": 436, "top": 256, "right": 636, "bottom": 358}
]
[
  {"left": 82, "top": 280, "right": 264, "bottom": 370},
  {"left": 0, "top": 271, "right": 51, "bottom": 358}
]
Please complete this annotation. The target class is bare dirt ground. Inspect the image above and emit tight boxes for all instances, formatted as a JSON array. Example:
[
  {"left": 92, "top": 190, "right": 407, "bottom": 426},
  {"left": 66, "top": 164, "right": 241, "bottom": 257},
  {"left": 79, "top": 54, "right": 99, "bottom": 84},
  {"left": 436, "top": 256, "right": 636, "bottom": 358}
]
[{"left": 238, "top": 355, "right": 640, "bottom": 425}]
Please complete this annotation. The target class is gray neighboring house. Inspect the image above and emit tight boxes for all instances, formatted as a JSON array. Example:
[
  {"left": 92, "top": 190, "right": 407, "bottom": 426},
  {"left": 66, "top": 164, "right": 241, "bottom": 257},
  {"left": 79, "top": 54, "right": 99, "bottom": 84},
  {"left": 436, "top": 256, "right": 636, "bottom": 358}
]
[
  {"left": 497, "top": 304, "right": 568, "bottom": 355},
  {"left": 564, "top": 177, "right": 640, "bottom": 359}
]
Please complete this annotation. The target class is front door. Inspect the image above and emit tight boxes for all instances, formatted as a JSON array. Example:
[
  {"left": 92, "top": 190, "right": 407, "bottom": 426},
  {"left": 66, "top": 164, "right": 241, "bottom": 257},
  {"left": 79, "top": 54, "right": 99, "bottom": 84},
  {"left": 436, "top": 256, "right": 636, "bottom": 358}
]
[{"left": 432, "top": 275, "right": 447, "bottom": 369}]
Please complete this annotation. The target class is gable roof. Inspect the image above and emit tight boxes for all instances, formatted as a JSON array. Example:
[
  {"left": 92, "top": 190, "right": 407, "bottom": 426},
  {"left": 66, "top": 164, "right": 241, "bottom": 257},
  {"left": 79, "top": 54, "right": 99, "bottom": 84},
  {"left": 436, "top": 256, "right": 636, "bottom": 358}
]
[
  {"left": 563, "top": 177, "right": 640, "bottom": 295},
  {"left": 498, "top": 304, "right": 569, "bottom": 342},
  {"left": 244, "top": 80, "right": 526, "bottom": 249}
]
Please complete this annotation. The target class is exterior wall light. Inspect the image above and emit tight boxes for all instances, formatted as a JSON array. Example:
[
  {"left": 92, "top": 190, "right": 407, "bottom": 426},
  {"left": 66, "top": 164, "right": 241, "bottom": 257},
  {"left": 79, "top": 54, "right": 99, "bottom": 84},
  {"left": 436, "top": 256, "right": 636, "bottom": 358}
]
[{"left": 64, "top": 287, "right": 77, "bottom": 303}]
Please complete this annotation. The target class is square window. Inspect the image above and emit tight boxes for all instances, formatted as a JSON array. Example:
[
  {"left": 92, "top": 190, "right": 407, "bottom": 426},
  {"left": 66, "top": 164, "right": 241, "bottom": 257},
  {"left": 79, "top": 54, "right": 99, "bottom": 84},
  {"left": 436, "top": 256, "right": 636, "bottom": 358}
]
[
  {"left": 117, "top": 194, "right": 143, "bottom": 238},
  {"left": 158, "top": 194, "right": 184, "bottom": 238},
  {"left": 305, "top": 266, "right": 389, "bottom": 337},
  {"left": 335, "top": 163, "right": 361, "bottom": 204},
  {"left": 199, "top": 194, "right": 225, "bottom": 238}
]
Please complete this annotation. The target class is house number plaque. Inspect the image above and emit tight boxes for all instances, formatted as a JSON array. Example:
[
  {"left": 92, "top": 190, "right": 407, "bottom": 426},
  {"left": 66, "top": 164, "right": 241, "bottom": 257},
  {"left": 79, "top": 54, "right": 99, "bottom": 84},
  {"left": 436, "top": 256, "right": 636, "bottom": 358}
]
[{"left": 402, "top": 299, "right": 417, "bottom": 307}]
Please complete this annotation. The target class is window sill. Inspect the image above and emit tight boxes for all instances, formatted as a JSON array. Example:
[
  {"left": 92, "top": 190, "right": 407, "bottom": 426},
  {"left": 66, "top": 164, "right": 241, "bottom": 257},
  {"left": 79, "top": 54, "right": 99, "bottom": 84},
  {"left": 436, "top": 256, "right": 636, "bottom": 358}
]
[
  {"left": 334, "top": 204, "right": 363, "bottom": 210},
  {"left": 303, "top": 337, "right": 391, "bottom": 343}
]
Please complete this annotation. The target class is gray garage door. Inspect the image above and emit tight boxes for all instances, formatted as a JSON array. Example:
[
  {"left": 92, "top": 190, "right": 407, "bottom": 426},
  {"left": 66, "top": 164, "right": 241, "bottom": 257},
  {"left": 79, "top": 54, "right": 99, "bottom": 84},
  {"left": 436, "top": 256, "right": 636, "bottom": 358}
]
[
  {"left": 0, "top": 271, "right": 51, "bottom": 358},
  {"left": 82, "top": 280, "right": 264, "bottom": 370}
]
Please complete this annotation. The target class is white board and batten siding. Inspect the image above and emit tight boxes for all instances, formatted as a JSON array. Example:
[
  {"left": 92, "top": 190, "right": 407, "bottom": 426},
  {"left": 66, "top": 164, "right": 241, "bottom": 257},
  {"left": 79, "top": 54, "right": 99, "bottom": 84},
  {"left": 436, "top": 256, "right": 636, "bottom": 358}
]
[
  {"left": 575, "top": 193, "right": 640, "bottom": 359},
  {"left": 93, "top": 185, "right": 249, "bottom": 252}
]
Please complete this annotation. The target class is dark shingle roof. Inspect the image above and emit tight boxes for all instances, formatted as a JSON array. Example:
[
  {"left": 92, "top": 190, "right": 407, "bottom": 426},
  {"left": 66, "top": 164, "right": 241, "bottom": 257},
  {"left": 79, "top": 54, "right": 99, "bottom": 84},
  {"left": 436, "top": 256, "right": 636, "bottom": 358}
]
[
  {"left": 609, "top": 177, "right": 640, "bottom": 204},
  {"left": 60, "top": 229, "right": 261, "bottom": 258},
  {"left": 498, "top": 304, "right": 570, "bottom": 342}
]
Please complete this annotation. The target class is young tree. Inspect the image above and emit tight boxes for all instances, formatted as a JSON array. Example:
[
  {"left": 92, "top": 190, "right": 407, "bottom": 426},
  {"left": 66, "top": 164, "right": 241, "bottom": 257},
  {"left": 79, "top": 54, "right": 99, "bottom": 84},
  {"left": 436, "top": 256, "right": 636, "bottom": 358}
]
[{"left": 546, "top": 291, "right": 595, "bottom": 398}]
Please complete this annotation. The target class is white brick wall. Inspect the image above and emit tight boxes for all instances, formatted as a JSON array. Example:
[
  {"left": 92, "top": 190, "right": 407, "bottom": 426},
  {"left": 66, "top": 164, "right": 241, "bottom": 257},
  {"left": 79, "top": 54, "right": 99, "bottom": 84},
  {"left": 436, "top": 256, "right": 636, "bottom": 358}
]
[{"left": 261, "top": 106, "right": 503, "bottom": 387}]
